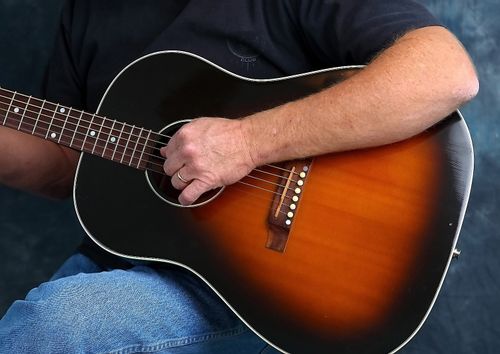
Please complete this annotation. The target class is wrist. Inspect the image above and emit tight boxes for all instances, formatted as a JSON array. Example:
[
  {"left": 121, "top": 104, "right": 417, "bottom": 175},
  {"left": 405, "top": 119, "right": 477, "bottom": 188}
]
[
  {"left": 238, "top": 116, "right": 263, "bottom": 168},
  {"left": 239, "top": 105, "right": 290, "bottom": 167}
]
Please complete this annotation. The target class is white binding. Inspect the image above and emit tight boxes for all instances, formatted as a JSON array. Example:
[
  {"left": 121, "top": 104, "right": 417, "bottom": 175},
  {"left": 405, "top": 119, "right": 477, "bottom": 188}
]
[
  {"left": 390, "top": 109, "right": 474, "bottom": 354},
  {"left": 72, "top": 50, "right": 473, "bottom": 354}
]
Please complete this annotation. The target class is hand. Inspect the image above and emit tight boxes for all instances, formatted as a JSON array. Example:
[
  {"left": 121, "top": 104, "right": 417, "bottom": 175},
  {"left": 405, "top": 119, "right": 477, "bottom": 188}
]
[{"left": 160, "top": 117, "right": 257, "bottom": 206}]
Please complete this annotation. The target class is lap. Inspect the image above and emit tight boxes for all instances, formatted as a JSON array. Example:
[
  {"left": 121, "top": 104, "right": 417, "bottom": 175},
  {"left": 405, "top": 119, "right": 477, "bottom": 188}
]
[{"left": 0, "top": 253, "right": 275, "bottom": 354}]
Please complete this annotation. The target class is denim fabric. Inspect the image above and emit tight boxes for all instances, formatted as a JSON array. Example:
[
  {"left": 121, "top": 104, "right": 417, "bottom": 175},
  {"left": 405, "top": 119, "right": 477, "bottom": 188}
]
[{"left": 0, "top": 253, "right": 279, "bottom": 353}]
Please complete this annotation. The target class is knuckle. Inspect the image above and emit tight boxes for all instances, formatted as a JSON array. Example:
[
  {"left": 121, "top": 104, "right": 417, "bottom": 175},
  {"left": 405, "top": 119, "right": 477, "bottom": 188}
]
[
  {"left": 182, "top": 143, "right": 197, "bottom": 158},
  {"left": 177, "top": 125, "right": 191, "bottom": 141},
  {"left": 171, "top": 177, "right": 182, "bottom": 190},
  {"left": 163, "top": 162, "right": 170, "bottom": 174},
  {"left": 163, "top": 162, "right": 170, "bottom": 176},
  {"left": 165, "top": 137, "right": 176, "bottom": 151},
  {"left": 163, "top": 162, "right": 175, "bottom": 176},
  {"left": 190, "top": 160, "right": 204, "bottom": 173}
]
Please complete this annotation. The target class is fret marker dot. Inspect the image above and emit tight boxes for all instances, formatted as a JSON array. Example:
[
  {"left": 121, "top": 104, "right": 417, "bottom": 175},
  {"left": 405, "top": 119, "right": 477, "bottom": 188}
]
[
  {"left": 50, "top": 132, "right": 57, "bottom": 139},
  {"left": 59, "top": 108, "right": 66, "bottom": 113},
  {"left": 110, "top": 137, "right": 117, "bottom": 143},
  {"left": 13, "top": 107, "right": 20, "bottom": 113},
  {"left": 292, "top": 196, "right": 299, "bottom": 202},
  {"left": 90, "top": 131, "right": 96, "bottom": 137}
]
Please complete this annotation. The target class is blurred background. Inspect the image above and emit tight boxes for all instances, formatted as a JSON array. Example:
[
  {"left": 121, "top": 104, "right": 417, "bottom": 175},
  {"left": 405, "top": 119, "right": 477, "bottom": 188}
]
[{"left": 0, "top": 0, "right": 498, "bottom": 352}]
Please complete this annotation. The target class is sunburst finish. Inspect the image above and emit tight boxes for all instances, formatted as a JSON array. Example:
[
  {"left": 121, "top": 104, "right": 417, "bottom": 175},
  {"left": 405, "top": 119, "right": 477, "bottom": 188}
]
[{"left": 74, "top": 52, "right": 473, "bottom": 353}]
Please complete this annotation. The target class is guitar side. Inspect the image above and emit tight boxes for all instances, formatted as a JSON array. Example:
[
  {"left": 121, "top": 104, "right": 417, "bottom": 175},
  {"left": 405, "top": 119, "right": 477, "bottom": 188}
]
[{"left": 74, "top": 51, "right": 473, "bottom": 354}]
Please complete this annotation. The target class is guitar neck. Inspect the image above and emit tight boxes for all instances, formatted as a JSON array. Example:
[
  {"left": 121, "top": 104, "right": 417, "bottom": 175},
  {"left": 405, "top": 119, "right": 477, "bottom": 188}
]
[{"left": 0, "top": 87, "right": 160, "bottom": 171}]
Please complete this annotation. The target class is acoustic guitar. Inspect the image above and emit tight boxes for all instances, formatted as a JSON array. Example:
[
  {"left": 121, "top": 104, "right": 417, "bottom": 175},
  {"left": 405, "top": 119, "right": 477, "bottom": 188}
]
[{"left": 0, "top": 51, "right": 473, "bottom": 354}]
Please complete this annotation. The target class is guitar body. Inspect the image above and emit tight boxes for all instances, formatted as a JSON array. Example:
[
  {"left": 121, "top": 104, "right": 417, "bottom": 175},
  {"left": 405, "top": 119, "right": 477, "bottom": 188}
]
[{"left": 74, "top": 51, "right": 473, "bottom": 353}]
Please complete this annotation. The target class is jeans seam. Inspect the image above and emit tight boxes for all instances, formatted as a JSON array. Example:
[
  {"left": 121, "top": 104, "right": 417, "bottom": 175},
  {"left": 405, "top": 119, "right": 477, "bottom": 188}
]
[{"left": 103, "top": 325, "right": 248, "bottom": 354}]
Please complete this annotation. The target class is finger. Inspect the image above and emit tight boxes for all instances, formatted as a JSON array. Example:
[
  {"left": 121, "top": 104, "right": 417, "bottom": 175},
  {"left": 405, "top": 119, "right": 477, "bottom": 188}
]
[
  {"left": 160, "top": 132, "right": 179, "bottom": 159},
  {"left": 178, "top": 179, "right": 211, "bottom": 206},
  {"left": 163, "top": 150, "right": 184, "bottom": 176},
  {"left": 160, "top": 145, "right": 167, "bottom": 158},
  {"left": 160, "top": 139, "right": 175, "bottom": 158},
  {"left": 171, "top": 168, "right": 192, "bottom": 190}
]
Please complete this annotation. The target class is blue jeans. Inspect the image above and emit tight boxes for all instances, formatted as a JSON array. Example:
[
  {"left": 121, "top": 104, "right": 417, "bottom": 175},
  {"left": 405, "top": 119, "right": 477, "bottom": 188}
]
[{"left": 0, "top": 253, "right": 278, "bottom": 353}]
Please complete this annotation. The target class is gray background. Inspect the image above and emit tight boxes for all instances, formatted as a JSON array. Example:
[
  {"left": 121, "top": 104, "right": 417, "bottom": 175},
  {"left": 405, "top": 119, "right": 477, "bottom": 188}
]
[{"left": 0, "top": 1, "right": 498, "bottom": 352}]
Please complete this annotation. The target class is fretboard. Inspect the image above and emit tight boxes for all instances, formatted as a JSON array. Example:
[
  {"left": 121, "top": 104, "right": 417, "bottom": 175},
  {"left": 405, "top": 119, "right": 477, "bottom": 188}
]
[{"left": 0, "top": 87, "right": 164, "bottom": 172}]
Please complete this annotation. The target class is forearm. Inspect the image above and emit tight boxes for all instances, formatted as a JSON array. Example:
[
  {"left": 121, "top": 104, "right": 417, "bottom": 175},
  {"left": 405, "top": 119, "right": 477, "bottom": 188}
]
[
  {"left": 243, "top": 26, "right": 479, "bottom": 165},
  {"left": 0, "top": 127, "right": 79, "bottom": 198},
  {"left": 162, "top": 26, "right": 478, "bottom": 206}
]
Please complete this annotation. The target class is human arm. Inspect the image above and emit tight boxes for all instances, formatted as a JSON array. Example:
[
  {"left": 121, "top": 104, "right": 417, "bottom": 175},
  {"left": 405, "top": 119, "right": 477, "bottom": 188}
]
[
  {"left": 162, "top": 26, "right": 479, "bottom": 205},
  {"left": 0, "top": 129, "right": 79, "bottom": 198},
  {"left": 0, "top": 0, "right": 83, "bottom": 199}
]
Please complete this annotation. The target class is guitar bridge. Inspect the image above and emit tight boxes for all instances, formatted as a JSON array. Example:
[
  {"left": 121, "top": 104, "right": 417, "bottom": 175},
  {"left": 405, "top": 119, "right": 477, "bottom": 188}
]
[{"left": 266, "top": 159, "right": 311, "bottom": 252}]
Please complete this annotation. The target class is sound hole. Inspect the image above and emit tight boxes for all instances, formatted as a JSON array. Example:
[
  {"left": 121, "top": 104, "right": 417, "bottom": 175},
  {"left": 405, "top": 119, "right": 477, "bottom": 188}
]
[{"left": 145, "top": 120, "right": 224, "bottom": 208}]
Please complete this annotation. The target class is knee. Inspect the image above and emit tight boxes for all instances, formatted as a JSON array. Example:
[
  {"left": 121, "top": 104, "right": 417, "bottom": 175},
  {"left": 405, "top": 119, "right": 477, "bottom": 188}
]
[{"left": 0, "top": 273, "right": 110, "bottom": 352}]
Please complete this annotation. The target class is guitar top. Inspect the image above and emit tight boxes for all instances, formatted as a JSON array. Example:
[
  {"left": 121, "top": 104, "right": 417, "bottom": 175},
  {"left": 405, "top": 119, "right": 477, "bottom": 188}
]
[{"left": 0, "top": 51, "right": 473, "bottom": 353}]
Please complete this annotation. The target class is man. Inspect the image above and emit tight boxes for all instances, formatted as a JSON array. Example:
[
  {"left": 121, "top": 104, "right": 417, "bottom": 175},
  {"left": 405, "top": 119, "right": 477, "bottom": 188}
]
[{"left": 0, "top": 0, "right": 478, "bottom": 353}]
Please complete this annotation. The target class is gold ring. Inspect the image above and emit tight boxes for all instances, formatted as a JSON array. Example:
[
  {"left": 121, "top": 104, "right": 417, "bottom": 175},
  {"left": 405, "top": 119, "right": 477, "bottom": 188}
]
[{"left": 177, "top": 171, "right": 189, "bottom": 183}]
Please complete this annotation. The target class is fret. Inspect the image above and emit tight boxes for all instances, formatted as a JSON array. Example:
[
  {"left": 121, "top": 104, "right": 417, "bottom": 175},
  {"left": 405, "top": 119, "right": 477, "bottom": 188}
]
[
  {"left": 2, "top": 91, "right": 15, "bottom": 125},
  {"left": 70, "top": 110, "right": 84, "bottom": 148},
  {"left": 17, "top": 96, "right": 32, "bottom": 130},
  {"left": 95, "top": 118, "right": 107, "bottom": 156},
  {"left": 138, "top": 129, "right": 153, "bottom": 169},
  {"left": 45, "top": 104, "right": 59, "bottom": 139},
  {"left": 49, "top": 106, "right": 71, "bottom": 144},
  {"left": 91, "top": 115, "right": 106, "bottom": 155},
  {"left": 129, "top": 127, "right": 144, "bottom": 167},
  {"left": 33, "top": 101, "right": 55, "bottom": 139},
  {"left": 111, "top": 122, "right": 126, "bottom": 162},
  {"left": 27, "top": 99, "right": 48, "bottom": 139},
  {"left": 31, "top": 100, "right": 46, "bottom": 135},
  {"left": 120, "top": 124, "right": 135, "bottom": 164},
  {"left": 7, "top": 94, "right": 25, "bottom": 128},
  {"left": 81, "top": 113, "right": 96, "bottom": 151},
  {"left": 102, "top": 119, "right": 117, "bottom": 158},
  {"left": 7, "top": 94, "right": 32, "bottom": 133},
  {"left": 58, "top": 107, "right": 72, "bottom": 143}
]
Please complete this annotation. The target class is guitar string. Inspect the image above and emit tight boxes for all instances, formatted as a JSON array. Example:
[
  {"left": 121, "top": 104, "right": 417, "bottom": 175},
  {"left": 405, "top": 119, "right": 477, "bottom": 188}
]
[
  {"left": 0, "top": 91, "right": 301, "bottom": 176},
  {"left": 0, "top": 93, "right": 304, "bottom": 182},
  {"left": 99, "top": 158, "right": 293, "bottom": 216},
  {"left": 0, "top": 107, "right": 300, "bottom": 201},
  {"left": 230, "top": 182, "right": 292, "bottom": 207},
  {"left": 0, "top": 106, "right": 303, "bottom": 189},
  {"left": 0, "top": 120, "right": 297, "bottom": 212},
  {"left": 0, "top": 96, "right": 184, "bottom": 158},
  {"left": 0, "top": 93, "right": 301, "bottom": 179},
  {"left": 119, "top": 156, "right": 298, "bottom": 208},
  {"left": 0, "top": 104, "right": 169, "bottom": 162}
]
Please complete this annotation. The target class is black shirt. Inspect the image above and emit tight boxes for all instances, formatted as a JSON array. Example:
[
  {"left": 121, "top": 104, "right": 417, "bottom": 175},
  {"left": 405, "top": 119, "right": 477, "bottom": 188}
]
[{"left": 45, "top": 0, "right": 440, "bottom": 111}]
